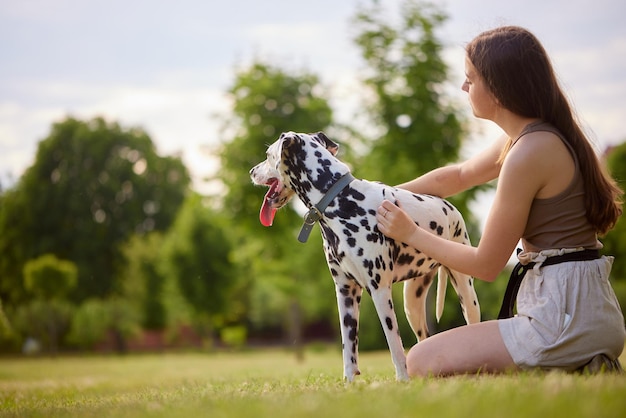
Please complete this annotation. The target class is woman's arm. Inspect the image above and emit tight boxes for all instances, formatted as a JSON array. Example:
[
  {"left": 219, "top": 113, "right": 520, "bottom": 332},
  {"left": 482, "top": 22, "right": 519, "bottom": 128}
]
[
  {"left": 378, "top": 134, "right": 544, "bottom": 281},
  {"left": 396, "top": 134, "right": 508, "bottom": 197}
]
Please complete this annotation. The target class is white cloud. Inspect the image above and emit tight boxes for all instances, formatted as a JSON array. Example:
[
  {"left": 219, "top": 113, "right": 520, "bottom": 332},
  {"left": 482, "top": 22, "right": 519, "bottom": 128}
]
[
  {"left": 1, "top": 0, "right": 626, "bottom": 195},
  {"left": 0, "top": 77, "right": 228, "bottom": 189}
]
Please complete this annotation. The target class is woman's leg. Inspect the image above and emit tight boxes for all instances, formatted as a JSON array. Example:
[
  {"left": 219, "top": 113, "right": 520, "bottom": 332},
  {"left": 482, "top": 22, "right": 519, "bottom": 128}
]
[{"left": 406, "top": 320, "right": 519, "bottom": 377}]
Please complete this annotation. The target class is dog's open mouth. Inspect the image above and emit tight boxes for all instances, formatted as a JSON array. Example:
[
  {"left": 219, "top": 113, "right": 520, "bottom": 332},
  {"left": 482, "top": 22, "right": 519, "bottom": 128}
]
[{"left": 260, "top": 178, "right": 280, "bottom": 227}]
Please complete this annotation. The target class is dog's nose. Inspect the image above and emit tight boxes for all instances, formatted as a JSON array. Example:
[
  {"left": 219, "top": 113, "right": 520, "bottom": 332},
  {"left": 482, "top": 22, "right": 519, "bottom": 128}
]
[{"left": 249, "top": 167, "right": 255, "bottom": 175}]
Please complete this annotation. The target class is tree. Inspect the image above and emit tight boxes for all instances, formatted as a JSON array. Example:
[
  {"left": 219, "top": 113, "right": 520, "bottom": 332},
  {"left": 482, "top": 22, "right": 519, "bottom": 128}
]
[
  {"left": 218, "top": 61, "right": 333, "bottom": 232},
  {"left": 23, "top": 254, "right": 77, "bottom": 301},
  {"left": 216, "top": 61, "right": 337, "bottom": 345},
  {"left": 118, "top": 233, "right": 168, "bottom": 330},
  {"left": 13, "top": 299, "right": 73, "bottom": 354},
  {"left": 0, "top": 117, "right": 190, "bottom": 305},
  {"left": 17, "top": 254, "right": 78, "bottom": 353},
  {"left": 161, "top": 194, "right": 239, "bottom": 340},
  {"left": 67, "top": 297, "right": 141, "bottom": 352},
  {"left": 352, "top": 0, "right": 481, "bottom": 230},
  {"left": 603, "top": 142, "right": 626, "bottom": 291},
  {"left": 67, "top": 299, "right": 111, "bottom": 349},
  {"left": 351, "top": 0, "right": 484, "bottom": 335}
]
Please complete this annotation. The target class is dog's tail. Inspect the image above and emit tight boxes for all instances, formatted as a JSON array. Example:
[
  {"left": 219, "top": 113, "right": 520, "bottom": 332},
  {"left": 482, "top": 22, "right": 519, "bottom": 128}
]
[{"left": 435, "top": 266, "right": 448, "bottom": 322}]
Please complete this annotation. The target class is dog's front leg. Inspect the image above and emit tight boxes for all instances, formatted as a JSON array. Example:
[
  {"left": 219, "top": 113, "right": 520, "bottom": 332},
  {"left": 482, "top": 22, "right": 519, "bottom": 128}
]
[
  {"left": 370, "top": 287, "right": 409, "bottom": 381},
  {"left": 335, "top": 280, "right": 362, "bottom": 382}
]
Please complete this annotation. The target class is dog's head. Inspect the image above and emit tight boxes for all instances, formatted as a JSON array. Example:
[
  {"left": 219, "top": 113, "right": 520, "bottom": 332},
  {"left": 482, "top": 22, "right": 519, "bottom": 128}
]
[{"left": 249, "top": 131, "right": 341, "bottom": 227}]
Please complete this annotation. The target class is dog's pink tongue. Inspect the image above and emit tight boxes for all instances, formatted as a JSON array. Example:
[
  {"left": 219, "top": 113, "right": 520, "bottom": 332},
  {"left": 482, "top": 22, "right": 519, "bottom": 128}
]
[
  {"left": 260, "top": 183, "right": 278, "bottom": 226},
  {"left": 260, "top": 198, "right": 277, "bottom": 227}
]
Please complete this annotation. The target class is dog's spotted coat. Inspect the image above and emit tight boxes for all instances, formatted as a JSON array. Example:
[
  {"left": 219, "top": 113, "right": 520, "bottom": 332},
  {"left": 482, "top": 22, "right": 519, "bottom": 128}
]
[{"left": 250, "top": 132, "right": 480, "bottom": 381}]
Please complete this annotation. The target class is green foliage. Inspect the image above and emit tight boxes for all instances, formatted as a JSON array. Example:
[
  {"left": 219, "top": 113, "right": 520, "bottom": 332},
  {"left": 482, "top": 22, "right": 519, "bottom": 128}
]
[
  {"left": 472, "top": 268, "right": 511, "bottom": 320},
  {"left": 217, "top": 61, "right": 332, "bottom": 233},
  {"left": 351, "top": 0, "right": 485, "bottom": 329},
  {"left": 67, "top": 298, "right": 111, "bottom": 349},
  {"left": 603, "top": 142, "right": 626, "bottom": 284},
  {"left": 119, "top": 233, "right": 169, "bottom": 330},
  {"left": 105, "top": 297, "right": 142, "bottom": 352},
  {"left": 23, "top": 254, "right": 77, "bottom": 301},
  {"left": 353, "top": 0, "right": 464, "bottom": 183},
  {"left": 0, "top": 298, "right": 14, "bottom": 340},
  {"left": 603, "top": 142, "right": 626, "bottom": 317},
  {"left": 12, "top": 299, "right": 73, "bottom": 353},
  {"left": 0, "top": 117, "right": 190, "bottom": 305},
  {"left": 220, "top": 325, "right": 248, "bottom": 348},
  {"left": 117, "top": 193, "right": 243, "bottom": 341},
  {"left": 352, "top": 0, "right": 488, "bottom": 243},
  {"left": 162, "top": 194, "right": 239, "bottom": 329},
  {"left": 216, "top": 61, "right": 336, "bottom": 335},
  {"left": 66, "top": 297, "right": 143, "bottom": 350}
]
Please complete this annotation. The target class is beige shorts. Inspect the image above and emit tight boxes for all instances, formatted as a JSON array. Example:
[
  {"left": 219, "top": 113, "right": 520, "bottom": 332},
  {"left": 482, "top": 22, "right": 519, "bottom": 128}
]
[{"left": 498, "top": 249, "right": 626, "bottom": 370}]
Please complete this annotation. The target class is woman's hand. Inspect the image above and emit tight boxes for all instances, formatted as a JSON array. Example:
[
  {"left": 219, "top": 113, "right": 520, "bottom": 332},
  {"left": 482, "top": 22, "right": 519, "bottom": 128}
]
[{"left": 376, "top": 200, "right": 419, "bottom": 245}]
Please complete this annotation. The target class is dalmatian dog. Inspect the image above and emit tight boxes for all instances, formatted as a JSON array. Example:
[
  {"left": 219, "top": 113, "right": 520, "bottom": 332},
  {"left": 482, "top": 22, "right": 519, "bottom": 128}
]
[{"left": 249, "top": 131, "right": 481, "bottom": 381}]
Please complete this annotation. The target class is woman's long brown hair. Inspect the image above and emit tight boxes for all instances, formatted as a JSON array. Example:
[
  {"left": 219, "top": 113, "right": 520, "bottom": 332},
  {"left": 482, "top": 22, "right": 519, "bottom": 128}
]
[{"left": 466, "top": 26, "right": 622, "bottom": 235}]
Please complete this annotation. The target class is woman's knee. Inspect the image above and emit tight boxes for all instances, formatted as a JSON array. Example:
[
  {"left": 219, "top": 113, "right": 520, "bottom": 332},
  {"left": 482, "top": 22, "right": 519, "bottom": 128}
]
[
  {"left": 406, "top": 339, "right": 446, "bottom": 377},
  {"left": 406, "top": 321, "right": 519, "bottom": 378}
]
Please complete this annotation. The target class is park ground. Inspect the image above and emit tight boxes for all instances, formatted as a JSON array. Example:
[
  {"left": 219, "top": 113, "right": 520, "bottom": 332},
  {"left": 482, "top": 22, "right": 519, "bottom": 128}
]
[{"left": 1, "top": 347, "right": 625, "bottom": 418}]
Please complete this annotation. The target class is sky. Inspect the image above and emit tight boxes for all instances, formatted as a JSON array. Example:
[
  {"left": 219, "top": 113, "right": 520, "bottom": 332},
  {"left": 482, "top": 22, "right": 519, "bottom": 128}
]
[{"left": 1, "top": 0, "right": 625, "bottom": 198}]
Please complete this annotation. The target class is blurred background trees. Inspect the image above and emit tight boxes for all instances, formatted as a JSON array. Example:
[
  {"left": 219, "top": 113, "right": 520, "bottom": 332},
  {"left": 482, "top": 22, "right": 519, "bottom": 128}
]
[
  {"left": 0, "top": 0, "right": 623, "bottom": 354},
  {"left": 602, "top": 142, "right": 626, "bottom": 307},
  {"left": 216, "top": 61, "right": 336, "bottom": 352},
  {"left": 0, "top": 117, "right": 190, "bottom": 305}
]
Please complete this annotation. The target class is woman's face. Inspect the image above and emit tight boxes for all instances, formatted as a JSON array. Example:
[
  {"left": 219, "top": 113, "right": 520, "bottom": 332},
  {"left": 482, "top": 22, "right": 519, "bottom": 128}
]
[{"left": 462, "top": 56, "right": 498, "bottom": 120}]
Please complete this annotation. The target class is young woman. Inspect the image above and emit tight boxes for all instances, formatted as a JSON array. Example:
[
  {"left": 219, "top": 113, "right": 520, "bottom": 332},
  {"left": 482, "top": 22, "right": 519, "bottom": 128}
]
[{"left": 376, "top": 26, "right": 625, "bottom": 376}]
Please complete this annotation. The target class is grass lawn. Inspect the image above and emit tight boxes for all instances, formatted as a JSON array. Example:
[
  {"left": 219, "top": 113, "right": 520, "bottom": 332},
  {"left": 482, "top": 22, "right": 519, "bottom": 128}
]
[{"left": 0, "top": 347, "right": 625, "bottom": 418}]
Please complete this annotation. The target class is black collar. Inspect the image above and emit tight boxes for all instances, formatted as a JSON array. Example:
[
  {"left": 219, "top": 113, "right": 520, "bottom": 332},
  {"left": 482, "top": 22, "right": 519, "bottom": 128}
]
[{"left": 297, "top": 173, "right": 355, "bottom": 243}]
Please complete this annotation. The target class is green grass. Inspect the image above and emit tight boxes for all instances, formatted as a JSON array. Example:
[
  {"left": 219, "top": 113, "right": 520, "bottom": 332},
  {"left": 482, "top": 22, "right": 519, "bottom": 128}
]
[{"left": 0, "top": 348, "right": 625, "bottom": 418}]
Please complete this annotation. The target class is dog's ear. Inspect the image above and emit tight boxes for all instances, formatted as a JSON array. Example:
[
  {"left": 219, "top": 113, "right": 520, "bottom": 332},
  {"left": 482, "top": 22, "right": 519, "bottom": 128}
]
[
  {"left": 280, "top": 131, "right": 300, "bottom": 151},
  {"left": 315, "top": 132, "right": 339, "bottom": 156},
  {"left": 278, "top": 132, "right": 301, "bottom": 169}
]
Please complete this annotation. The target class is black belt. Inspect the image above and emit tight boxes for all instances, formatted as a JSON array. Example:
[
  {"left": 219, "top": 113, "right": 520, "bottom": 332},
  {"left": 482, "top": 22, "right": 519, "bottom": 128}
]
[{"left": 497, "top": 249, "right": 601, "bottom": 319}]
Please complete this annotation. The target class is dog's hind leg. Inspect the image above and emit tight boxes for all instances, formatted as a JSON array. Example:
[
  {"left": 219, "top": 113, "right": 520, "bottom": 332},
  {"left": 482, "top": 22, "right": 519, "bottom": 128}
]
[
  {"left": 334, "top": 280, "right": 363, "bottom": 382},
  {"left": 403, "top": 273, "right": 434, "bottom": 343},
  {"left": 447, "top": 269, "right": 481, "bottom": 324}
]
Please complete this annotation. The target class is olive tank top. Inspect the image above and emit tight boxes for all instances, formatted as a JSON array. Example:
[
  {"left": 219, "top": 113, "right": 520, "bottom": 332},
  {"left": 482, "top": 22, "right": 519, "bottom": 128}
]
[{"left": 514, "top": 121, "right": 601, "bottom": 252}]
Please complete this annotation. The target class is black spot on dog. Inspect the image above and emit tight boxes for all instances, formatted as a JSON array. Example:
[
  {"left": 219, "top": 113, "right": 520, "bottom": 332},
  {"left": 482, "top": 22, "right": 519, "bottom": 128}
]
[
  {"left": 366, "top": 232, "right": 382, "bottom": 244},
  {"left": 345, "top": 222, "right": 359, "bottom": 233},
  {"left": 385, "top": 317, "right": 393, "bottom": 330},
  {"left": 397, "top": 253, "right": 415, "bottom": 266},
  {"left": 429, "top": 221, "right": 444, "bottom": 236}
]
